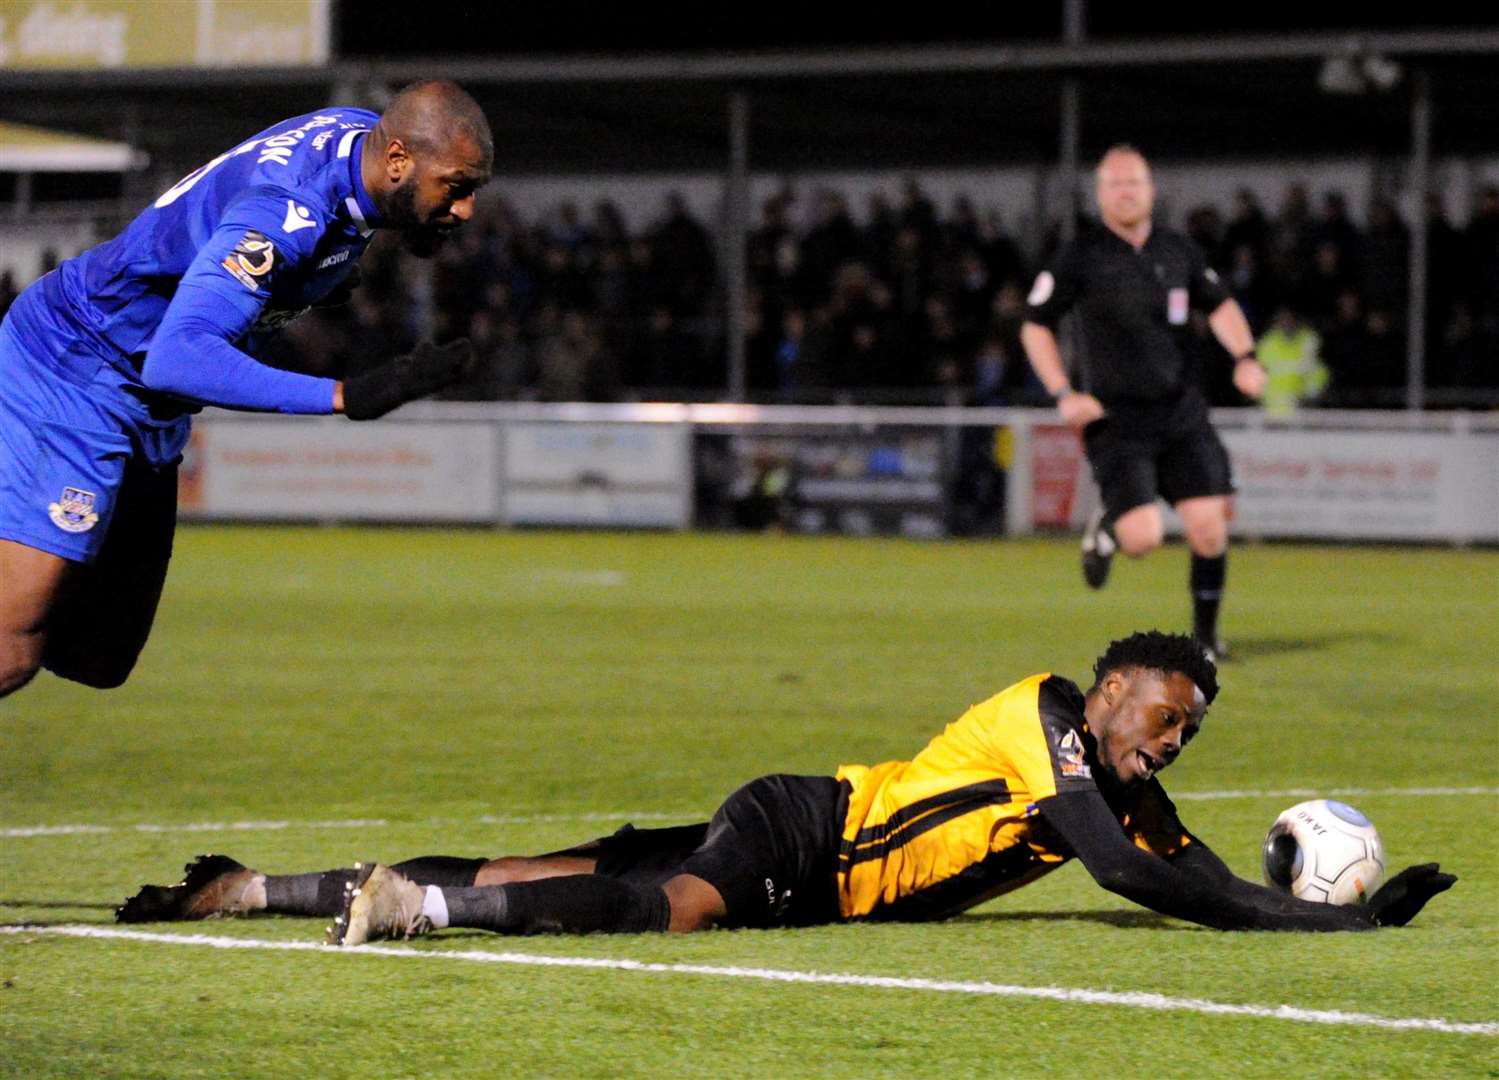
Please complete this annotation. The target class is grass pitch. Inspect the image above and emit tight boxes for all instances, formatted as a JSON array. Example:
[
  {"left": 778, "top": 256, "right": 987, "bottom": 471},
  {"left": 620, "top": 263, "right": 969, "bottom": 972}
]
[{"left": 2, "top": 527, "right": 1496, "bottom": 1078}]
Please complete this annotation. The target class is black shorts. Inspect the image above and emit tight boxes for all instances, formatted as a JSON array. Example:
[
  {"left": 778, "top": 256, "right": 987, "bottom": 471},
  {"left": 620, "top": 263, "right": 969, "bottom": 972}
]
[
  {"left": 1082, "top": 413, "right": 1233, "bottom": 521},
  {"left": 97, "top": 456, "right": 179, "bottom": 569},
  {"left": 593, "top": 774, "right": 846, "bottom": 929}
]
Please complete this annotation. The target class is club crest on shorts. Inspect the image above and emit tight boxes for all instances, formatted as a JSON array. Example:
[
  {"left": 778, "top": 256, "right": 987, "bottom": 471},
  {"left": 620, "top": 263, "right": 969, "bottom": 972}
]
[
  {"left": 221, "top": 230, "right": 277, "bottom": 291},
  {"left": 48, "top": 486, "right": 100, "bottom": 533}
]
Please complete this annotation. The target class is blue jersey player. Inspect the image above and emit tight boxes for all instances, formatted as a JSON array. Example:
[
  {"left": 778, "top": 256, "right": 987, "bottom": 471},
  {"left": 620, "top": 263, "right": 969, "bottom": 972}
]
[{"left": 0, "top": 80, "right": 493, "bottom": 700}]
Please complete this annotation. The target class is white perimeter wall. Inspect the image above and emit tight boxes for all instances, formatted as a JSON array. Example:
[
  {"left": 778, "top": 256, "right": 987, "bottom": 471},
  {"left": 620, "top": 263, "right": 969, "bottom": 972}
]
[{"left": 0, "top": 219, "right": 101, "bottom": 282}]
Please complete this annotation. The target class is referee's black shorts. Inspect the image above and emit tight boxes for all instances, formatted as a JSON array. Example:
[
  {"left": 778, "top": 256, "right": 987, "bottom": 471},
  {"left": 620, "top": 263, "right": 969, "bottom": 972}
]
[
  {"left": 592, "top": 774, "right": 846, "bottom": 929},
  {"left": 1082, "top": 412, "right": 1234, "bottom": 521}
]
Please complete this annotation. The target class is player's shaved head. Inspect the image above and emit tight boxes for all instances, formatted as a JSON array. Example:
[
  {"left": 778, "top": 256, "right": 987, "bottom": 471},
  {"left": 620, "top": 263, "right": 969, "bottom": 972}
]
[
  {"left": 377, "top": 80, "right": 493, "bottom": 164},
  {"left": 1094, "top": 143, "right": 1155, "bottom": 236},
  {"left": 363, "top": 80, "right": 492, "bottom": 257}
]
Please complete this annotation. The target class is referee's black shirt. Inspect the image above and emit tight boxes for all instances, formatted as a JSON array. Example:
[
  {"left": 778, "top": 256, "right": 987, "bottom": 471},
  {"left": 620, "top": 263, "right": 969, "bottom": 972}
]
[{"left": 1025, "top": 224, "right": 1231, "bottom": 417}]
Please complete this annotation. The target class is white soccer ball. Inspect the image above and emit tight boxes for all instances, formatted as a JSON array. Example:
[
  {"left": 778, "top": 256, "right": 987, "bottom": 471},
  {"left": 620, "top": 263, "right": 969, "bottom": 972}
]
[{"left": 1262, "top": 799, "right": 1385, "bottom": 905}]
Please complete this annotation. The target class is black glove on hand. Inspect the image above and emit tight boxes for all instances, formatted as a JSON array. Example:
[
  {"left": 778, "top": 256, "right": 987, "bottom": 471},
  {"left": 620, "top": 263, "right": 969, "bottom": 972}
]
[
  {"left": 312, "top": 264, "right": 361, "bottom": 309},
  {"left": 1367, "top": 863, "right": 1457, "bottom": 927},
  {"left": 342, "top": 338, "right": 475, "bottom": 420}
]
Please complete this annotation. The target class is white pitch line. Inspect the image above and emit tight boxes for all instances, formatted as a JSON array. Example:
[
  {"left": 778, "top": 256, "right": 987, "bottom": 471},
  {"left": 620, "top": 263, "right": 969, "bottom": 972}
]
[
  {"left": 527, "top": 569, "right": 627, "bottom": 587},
  {"left": 3, "top": 788, "right": 1494, "bottom": 840},
  {"left": 0, "top": 813, "right": 682, "bottom": 840},
  {"left": 1, "top": 925, "right": 1493, "bottom": 1037},
  {"left": 477, "top": 812, "right": 685, "bottom": 825},
  {"left": 1171, "top": 786, "right": 1499, "bottom": 802},
  {"left": 1, "top": 819, "right": 390, "bottom": 839}
]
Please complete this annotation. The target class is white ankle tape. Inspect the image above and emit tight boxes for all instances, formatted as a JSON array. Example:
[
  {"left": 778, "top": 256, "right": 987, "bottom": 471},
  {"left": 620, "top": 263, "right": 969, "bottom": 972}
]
[{"left": 421, "top": 885, "right": 450, "bottom": 929}]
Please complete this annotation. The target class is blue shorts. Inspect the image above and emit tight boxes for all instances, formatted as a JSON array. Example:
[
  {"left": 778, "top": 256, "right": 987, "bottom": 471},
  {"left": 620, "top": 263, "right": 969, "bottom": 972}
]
[{"left": 0, "top": 303, "right": 190, "bottom": 564}]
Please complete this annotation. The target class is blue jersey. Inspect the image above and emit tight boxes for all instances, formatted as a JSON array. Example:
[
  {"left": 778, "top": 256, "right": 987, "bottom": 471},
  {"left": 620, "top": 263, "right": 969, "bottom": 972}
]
[{"left": 6, "top": 107, "right": 384, "bottom": 415}]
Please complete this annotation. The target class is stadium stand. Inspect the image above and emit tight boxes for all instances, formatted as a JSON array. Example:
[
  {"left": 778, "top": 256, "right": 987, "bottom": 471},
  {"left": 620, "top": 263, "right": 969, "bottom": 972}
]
[{"left": 237, "top": 177, "right": 1496, "bottom": 408}]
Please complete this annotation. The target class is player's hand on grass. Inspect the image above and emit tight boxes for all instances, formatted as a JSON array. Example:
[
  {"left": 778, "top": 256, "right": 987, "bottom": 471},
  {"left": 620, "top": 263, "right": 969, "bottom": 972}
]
[
  {"left": 341, "top": 338, "right": 475, "bottom": 420},
  {"left": 1057, "top": 390, "right": 1106, "bottom": 430},
  {"left": 1366, "top": 863, "right": 1457, "bottom": 927}
]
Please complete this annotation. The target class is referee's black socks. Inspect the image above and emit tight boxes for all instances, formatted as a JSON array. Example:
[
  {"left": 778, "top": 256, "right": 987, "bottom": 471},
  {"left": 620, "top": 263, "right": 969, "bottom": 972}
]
[{"left": 1190, "top": 552, "right": 1227, "bottom": 649}]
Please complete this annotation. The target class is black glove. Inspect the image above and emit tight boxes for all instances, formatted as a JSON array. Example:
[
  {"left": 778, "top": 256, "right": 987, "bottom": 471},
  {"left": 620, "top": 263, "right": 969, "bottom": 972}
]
[
  {"left": 342, "top": 338, "right": 474, "bottom": 420},
  {"left": 1367, "top": 863, "right": 1457, "bottom": 927},
  {"left": 312, "top": 264, "right": 361, "bottom": 309}
]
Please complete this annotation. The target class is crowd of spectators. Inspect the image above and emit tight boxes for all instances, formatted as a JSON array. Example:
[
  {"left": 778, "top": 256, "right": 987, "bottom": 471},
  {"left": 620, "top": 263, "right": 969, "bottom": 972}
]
[
  {"left": 277, "top": 182, "right": 1048, "bottom": 405},
  {"left": 1187, "top": 184, "right": 1499, "bottom": 407},
  {"left": 281, "top": 176, "right": 1496, "bottom": 409},
  {"left": 2, "top": 177, "right": 1495, "bottom": 409}
]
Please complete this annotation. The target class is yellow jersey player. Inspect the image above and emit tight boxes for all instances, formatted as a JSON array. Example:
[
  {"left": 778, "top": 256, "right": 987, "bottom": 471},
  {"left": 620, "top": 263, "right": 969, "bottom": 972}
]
[{"left": 118, "top": 631, "right": 1454, "bottom": 941}]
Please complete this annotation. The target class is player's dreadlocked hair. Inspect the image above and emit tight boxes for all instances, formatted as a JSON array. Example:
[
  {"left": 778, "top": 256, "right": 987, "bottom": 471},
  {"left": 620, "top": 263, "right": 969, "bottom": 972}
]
[{"left": 1091, "top": 630, "right": 1219, "bottom": 705}]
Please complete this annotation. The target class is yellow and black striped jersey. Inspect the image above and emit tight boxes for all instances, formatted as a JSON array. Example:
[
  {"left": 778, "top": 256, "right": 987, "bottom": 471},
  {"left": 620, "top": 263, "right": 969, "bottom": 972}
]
[{"left": 834, "top": 673, "right": 1191, "bottom": 921}]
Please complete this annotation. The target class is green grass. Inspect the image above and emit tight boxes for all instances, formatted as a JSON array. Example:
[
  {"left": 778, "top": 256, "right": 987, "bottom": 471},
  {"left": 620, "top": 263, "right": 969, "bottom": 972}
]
[{"left": 2, "top": 527, "right": 1496, "bottom": 1078}]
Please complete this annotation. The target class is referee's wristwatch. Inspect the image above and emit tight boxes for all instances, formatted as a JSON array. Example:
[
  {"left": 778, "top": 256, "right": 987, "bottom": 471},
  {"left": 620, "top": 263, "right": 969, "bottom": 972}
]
[
  {"left": 1050, "top": 384, "right": 1076, "bottom": 402},
  {"left": 1235, "top": 351, "right": 1260, "bottom": 365}
]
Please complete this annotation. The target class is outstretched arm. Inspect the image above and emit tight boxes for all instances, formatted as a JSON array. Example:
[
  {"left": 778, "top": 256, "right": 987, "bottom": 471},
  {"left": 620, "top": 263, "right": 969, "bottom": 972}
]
[
  {"left": 1167, "top": 832, "right": 1453, "bottom": 929},
  {"left": 144, "top": 190, "right": 470, "bottom": 417},
  {"left": 1165, "top": 835, "right": 1367, "bottom": 924},
  {"left": 143, "top": 189, "right": 340, "bottom": 412},
  {"left": 1040, "top": 791, "right": 1453, "bottom": 931},
  {"left": 145, "top": 282, "right": 340, "bottom": 412}
]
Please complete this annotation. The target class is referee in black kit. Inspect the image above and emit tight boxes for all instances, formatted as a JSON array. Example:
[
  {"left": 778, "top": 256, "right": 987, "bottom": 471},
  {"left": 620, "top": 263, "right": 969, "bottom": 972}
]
[{"left": 1020, "top": 145, "right": 1267, "bottom": 662}]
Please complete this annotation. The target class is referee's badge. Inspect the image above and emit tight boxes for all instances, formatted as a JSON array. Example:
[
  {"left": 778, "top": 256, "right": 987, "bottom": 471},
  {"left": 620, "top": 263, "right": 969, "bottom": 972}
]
[
  {"left": 48, "top": 486, "right": 100, "bottom": 533},
  {"left": 1167, "top": 287, "right": 1189, "bottom": 325},
  {"left": 1028, "top": 271, "right": 1055, "bottom": 306}
]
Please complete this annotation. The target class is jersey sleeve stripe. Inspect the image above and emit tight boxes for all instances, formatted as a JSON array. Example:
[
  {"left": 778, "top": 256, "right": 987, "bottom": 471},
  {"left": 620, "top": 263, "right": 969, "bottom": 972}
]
[
  {"left": 840, "top": 780, "right": 1012, "bottom": 866},
  {"left": 344, "top": 196, "right": 372, "bottom": 237},
  {"left": 845, "top": 778, "right": 1012, "bottom": 847}
]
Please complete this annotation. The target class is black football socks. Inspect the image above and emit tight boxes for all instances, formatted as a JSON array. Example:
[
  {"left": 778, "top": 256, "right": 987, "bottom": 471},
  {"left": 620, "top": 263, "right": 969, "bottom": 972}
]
[
  {"left": 1190, "top": 552, "right": 1227, "bottom": 649},
  {"left": 262, "top": 857, "right": 483, "bottom": 916},
  {"left": 441, "top": 877, "right": 672, "bottom": 934}
]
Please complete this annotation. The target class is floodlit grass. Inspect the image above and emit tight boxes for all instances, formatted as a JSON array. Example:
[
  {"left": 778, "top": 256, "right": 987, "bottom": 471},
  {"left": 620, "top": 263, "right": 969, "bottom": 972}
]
[{"left": 2, "top": 527, "right": 1496, "bottom": 1077}]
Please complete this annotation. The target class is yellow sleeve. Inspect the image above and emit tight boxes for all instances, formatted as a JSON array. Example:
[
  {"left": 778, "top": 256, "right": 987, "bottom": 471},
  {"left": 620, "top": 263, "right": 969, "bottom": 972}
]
[{"left": 976, "top": 673, "right": 1103, "bottom": 803}]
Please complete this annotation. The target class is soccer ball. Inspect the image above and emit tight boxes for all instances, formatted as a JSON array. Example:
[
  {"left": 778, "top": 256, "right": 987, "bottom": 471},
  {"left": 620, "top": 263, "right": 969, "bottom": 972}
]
[{"left": 1262, "top": 799, "right": 1385, "bottom": 905}]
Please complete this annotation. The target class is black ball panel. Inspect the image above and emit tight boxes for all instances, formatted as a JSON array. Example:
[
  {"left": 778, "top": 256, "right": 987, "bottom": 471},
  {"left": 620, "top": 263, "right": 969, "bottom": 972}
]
[{"left": 1263, "top": 825, "right": 1301, "bottom": 890}]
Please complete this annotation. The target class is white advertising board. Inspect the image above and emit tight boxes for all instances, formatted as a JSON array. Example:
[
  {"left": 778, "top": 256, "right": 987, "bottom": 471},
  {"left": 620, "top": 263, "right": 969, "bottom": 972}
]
[
  {"left": 502, "top": 422, "right": 691, "bottom": 528},
  {"left": 1018, "top": 422, "right": 1498, "bottom": 543},
  {"left": 1221, "top": 428, "right": 1499, "bottom": 542},
  {"left": 180, "top": 419, "right": 500, "bottom": 522},
  {"left": 177, "top": 408, "right": 1496, "bottom": 543}
]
